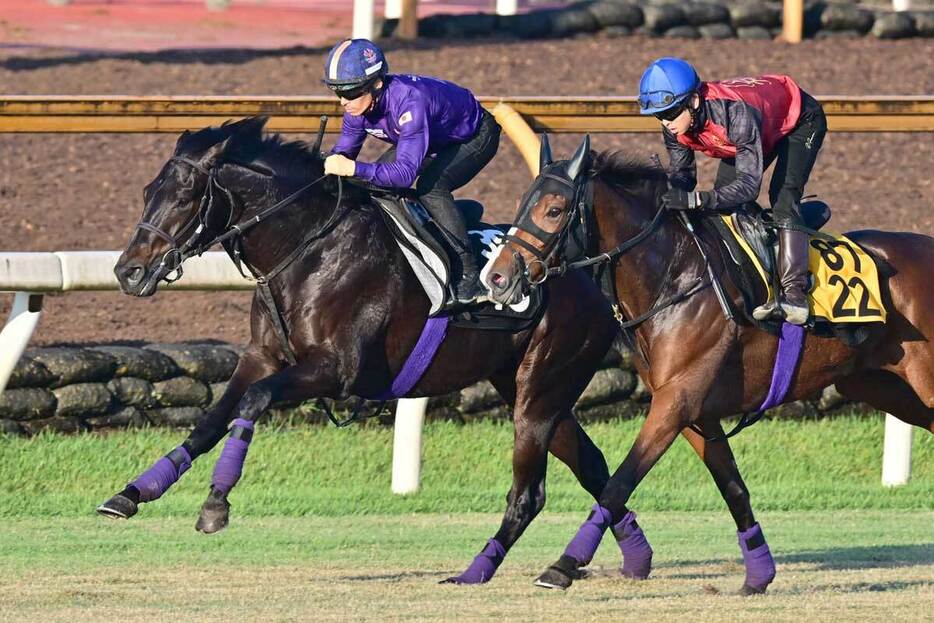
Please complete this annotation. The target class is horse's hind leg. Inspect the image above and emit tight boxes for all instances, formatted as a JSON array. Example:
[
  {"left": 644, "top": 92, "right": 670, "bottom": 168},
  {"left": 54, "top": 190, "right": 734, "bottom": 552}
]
[
  {"left": 836, "top": 370, "right": 934, "bottom": 432},
  {"left": 682, "top": 425, "right": 776, "bottom": 595},
  {"left": 442, "top": 401, "right": 559, "bottom": 585},
  {"left": 97, "top": 350, "right": 279, "bottom": 520}
]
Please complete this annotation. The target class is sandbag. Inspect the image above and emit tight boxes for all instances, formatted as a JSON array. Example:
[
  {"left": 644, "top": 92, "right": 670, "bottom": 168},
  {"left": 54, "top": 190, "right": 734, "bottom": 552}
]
[
  {"left": 145, "top": 343, "right": 238, "bottom": 383},
  {"left": 29, "top": 347, "right": 116, "bottom": 388},
  {"left": 91, "top": 345, "right": 179, "bottom": 382},
  {"left": 53, "top": 383, "right": 113, "bottom": 417}
]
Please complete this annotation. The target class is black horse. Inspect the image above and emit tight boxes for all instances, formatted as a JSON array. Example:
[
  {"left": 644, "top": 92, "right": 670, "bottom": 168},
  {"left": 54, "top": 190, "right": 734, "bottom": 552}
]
[{"left": 97, "top": 116, "right": 622, "bottom": 584}]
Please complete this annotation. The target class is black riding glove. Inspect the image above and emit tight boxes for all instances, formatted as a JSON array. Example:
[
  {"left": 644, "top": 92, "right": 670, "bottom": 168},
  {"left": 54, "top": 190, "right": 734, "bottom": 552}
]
[{"left": 661, "top": 188, "right": 715, "bottom": 211}]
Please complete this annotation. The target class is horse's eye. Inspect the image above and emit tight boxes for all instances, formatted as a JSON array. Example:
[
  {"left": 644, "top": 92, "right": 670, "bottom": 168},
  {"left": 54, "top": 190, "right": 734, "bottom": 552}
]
[{"left": 546, "top": 207, "right": 562, "bottom": 219}]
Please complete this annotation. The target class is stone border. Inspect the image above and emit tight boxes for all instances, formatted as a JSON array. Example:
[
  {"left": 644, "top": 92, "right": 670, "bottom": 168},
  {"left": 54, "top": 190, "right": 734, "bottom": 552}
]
[
  {"left": 0, "top": 341, "right": 865, "bottom": 436},
  {"left": 379, "top": 1, "right": 933, "bottom": 41}
]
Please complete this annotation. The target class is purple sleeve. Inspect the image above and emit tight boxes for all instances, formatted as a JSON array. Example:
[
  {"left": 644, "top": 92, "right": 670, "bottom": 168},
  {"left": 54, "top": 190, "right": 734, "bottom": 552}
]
[
  {"left": 354, "top": 96, "right": 429, "bottom": 189},
  {"left": 663, "top": 128, "right": 696, "bottom": 191},
  {"left": 712, "top": 100, "right": 763, "bottom": 210},
  {"left": 331, "top": 112, "right": 366, "bottom": 159}
]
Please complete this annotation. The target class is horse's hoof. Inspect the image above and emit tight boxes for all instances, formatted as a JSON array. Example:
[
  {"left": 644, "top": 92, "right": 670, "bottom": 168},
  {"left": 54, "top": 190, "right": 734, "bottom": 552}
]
[
  {"left": 534, "top": 556, "right": 581, "bottom": 590},
  {"left": 195, "top": 489, "right": 230, "bottom": 534},
  {"left": 738, "top": 583, "right": 768, "bottom": 596},
  {"left": 96, "top": 493, "right": 138, "bottom": 520}
]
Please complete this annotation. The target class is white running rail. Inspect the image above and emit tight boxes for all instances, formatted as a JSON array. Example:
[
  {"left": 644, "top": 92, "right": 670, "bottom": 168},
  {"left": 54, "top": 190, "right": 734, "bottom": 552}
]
[{"left": 0, "top": 251, "right": 428, "bottom": 493}]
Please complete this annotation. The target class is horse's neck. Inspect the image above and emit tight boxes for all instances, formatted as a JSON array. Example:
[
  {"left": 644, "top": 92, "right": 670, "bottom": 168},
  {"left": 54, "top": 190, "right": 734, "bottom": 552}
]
[
  {"left": 232, "top": 185, "right": 346, "bottom": 276},
  {"left": 592, "top": 180, "right": 698, "bottom": 325}
]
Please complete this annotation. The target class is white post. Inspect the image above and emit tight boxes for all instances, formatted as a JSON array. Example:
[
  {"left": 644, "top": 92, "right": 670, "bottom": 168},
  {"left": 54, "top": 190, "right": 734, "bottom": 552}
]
[
  {"left": 385, "top": 0, "right": 402, "bottom": 19},
  {"left": 0, "top": 292, "right": 44, "bottom": 393},
  {"left": 391, "top": 397, "right": 428, "bottom": 494},
  {"left": 892, "top": 0, "right": 911, "bottom": 11},
  {"left": 353, "top": 0, "right": 376, "bottom": 40},
  {"left": 881, "top": 413, "right": 913, "bottom": 487},
  {"left": 495, "top": 0, "right": 518, "bottom": 16}
]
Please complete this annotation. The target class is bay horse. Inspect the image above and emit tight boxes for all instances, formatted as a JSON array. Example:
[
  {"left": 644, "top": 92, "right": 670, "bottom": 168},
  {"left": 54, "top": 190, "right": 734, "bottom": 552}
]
[
  {"left": 96, "top": 117, "right": 623, "bottom": 585},
  {"left": 482, "top": 136, "right": 934, "bottom": 593}
]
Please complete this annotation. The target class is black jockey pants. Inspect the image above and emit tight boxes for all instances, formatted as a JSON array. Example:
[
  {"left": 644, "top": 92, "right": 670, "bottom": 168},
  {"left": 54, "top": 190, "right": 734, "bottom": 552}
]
[
  {"left": 379, "top": 110, "right": 501, "bottom": 252},
  {"left": 714, "top": 92, "right": 827, "bottom": 229}
]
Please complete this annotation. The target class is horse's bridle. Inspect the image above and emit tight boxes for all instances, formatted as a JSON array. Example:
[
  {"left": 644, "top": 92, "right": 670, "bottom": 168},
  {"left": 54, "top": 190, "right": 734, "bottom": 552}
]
[
  {"left": 505, "top": 165, "right": 589, "bottom": 287},
  {"left": 133, "top": 155, "right": 329, "bottom": 287}
]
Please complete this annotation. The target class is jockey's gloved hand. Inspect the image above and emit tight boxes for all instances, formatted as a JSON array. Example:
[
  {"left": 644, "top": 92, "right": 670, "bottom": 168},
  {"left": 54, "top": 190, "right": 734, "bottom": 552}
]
[
  {"left": 661, "top": 188, "right": 715, "bottom": 211},
  {"left": 324, "top": 154, "right": 357, "bottom": 177}
]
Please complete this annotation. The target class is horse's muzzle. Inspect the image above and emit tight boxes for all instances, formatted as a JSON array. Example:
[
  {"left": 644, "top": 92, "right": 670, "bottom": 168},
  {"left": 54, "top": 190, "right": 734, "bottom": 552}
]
[
  {"left": 115, "top": 261, "right": 158, "bottom": 297},
  {"left": 485, "top": 270, "right": 524, "bottom": 307}
]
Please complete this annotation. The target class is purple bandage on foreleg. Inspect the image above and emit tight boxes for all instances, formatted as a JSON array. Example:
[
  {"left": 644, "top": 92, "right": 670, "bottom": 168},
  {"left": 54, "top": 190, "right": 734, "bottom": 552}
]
[
  {"left": 613, "top": 510, "right": 653, "bottom": 579},
  {"left": 563, "top": 504, "right": 613, "bottom": 566},
  {"left": 449, "top": 539, "right": 506, "bottom": 584},
  {"left": 130, "top": 445, "right": 192, "bottom": 503},
  {"left": 211, "top": 418, "right": 254, "bottom": 494},
  {"left": 738, "top": 523, "right": 776, "bottom": 591}
]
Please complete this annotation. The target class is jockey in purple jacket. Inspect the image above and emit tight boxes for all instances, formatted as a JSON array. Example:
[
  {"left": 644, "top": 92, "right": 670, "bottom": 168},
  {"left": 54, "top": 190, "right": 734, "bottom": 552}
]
[{"left": 322, "top": 38, "right": 501, "bottom": 305}]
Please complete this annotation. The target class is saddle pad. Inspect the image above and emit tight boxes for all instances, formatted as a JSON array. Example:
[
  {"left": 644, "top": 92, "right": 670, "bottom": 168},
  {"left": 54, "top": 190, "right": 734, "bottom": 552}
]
[{"left": 720, "top": 216, "right": 886, "bottom": 324}]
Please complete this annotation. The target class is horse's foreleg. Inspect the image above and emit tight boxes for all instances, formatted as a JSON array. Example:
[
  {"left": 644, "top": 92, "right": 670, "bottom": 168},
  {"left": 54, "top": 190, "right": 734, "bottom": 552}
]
[
  {"left": 195, "top": 354, "right": 339, "bottom": 534},
  {"left": 96, "top": 351, "right": 279, "bottom": 520},
  {"left": 682, "top": 424, "right": 775, "bottom": 595},
  {"left": 442, "top": 412, "right": 556, "bottom": 585}
]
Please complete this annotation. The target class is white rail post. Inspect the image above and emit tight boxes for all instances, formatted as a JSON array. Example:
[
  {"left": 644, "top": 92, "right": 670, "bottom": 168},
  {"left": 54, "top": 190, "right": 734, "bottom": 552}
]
[
  {"left": 496, "top": 0, "right": 518, "bottom": 15},
  {"left": 353, "top": 0, "right": 376, "bottom": 40},
  {"left": 385, "top": 0, "right": 402, "bottom": 19},
  {"left": 0, "top": 292, "right": 44, "bottom": 393},
  {"left": 892, "top": 0, "right": 911, "bottom": 10},
  {"left": 391, "top": 397, "right": 428, "bottom": 494},
  {"left": 881, "top": 413, "right": 913, "bottom": 486}
]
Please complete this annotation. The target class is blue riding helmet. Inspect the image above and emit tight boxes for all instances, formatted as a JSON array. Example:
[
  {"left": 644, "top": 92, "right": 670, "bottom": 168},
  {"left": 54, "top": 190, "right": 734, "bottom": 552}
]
[
  {"left": 323, "top": 39, "right": 388, "bottom": 94},
  {"left": 638, "top": 57, "right": 701, "bottom": 115}
]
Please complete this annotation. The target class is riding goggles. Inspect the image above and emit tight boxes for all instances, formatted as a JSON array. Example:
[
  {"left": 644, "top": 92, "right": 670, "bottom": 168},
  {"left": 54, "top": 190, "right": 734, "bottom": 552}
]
[
  {"left": 327, "top": 82, "right": 372, "bottom": 101},
  {"left": 652, "top": 102, "right": 688, "bottom": 122}
]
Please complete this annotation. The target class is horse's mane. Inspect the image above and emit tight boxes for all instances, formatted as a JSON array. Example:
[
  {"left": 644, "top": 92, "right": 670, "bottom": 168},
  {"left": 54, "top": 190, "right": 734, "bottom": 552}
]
[
  {"left": 176, "top": 115, "right": 325, "bottom": 182},
  {"left": 590, "top": 150, "right": 668, "bottom": 200}
]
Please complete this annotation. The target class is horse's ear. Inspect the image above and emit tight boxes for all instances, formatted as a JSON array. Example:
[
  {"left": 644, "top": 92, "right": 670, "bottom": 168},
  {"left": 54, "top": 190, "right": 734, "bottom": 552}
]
[
  {"left": 566, "top": 134, "right": 590, "bottom": 181},
  {"left": 201, "top": 136, "right": 232, "bottom": 167},
  {"left": 539, "top": 133, "right": 553, "bottom": 173},
  {"left": 174, "top": 129, "right": 191, "bottom": 151}
]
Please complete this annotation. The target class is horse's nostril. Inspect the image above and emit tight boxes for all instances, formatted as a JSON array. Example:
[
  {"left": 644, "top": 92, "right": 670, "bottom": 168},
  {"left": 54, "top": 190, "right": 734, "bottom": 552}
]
[
  {"left": 125, "top": 266, "right": 144, "bottom": 285},
  {"left": 491, "top": 273, "right": 506, "bottom": 288}
]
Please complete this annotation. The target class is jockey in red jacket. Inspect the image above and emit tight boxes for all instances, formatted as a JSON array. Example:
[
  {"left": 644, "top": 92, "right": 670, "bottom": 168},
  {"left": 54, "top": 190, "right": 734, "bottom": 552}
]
[{"left": 639, "top": 57, "right": 828, "bottom": 326}]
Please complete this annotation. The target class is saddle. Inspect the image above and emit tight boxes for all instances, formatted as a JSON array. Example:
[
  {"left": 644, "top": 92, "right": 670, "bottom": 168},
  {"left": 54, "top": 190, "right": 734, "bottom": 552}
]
[
  {"left": 705, "top": 200, "right": 886, "bottom": 344},
  {"left": 372, "top": 194, "right": 546, "bottom": 332}
]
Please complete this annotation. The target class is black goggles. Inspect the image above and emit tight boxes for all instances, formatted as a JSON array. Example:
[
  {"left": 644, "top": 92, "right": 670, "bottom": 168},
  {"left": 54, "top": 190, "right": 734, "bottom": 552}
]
[
  {"left": 327, "top": 82, "right": 371, "bottom": 101},
  {"left": 652, "top": 103, "right": 688, "bottom": 122}
]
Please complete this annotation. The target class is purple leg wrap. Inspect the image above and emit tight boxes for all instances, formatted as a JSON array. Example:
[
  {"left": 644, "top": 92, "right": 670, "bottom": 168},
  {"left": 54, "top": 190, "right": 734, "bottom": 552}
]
[
  {"left": 450, "top": 539, "right": 506, "bottom": 584},
  {"left": 130, "top": 445, "right": 192, "bottom": 503},
  {"left": 211, "top": 418, "right": 254, "bottom": 495},
  {"left": 563, "top": 504, "right": 613, "bottom": 566},
  {"left": 738, "top": 523, "right": 776, "bottom": 591},
  {"left": 613, "top": 511, "right": 653, "bottom": 579}
]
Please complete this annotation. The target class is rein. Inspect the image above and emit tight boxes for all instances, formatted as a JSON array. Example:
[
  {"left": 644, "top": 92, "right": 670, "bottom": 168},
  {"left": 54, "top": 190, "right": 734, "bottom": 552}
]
[{"left": 133, "top": 155, "right": 347, "bottom": 366}]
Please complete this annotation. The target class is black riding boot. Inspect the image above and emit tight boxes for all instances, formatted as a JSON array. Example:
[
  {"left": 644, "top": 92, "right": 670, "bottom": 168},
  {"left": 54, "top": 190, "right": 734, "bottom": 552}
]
[
  {"left": 777, "top": 228, "right": 810, "bottom": 325},
  {"left": 453, "top": 244, "right": 482, "bottom": 305}
]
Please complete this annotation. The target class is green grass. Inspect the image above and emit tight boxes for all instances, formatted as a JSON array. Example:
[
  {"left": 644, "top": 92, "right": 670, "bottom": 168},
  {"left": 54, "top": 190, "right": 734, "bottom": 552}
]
[
  {"left": 0, "top": 415, "right": 931, "bottom": 518},
  {"left": 0, "top": 512, "right": 931, "bottom": 622}
]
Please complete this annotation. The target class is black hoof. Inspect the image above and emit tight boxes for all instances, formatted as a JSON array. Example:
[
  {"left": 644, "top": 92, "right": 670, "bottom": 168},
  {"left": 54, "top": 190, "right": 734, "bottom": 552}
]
[
  {"left": 533, "top": 555, "right": 581, "bottom": 590},
  {"left": 195, "top": 488, "right": 230, "bottom": 534},
  {"left": 96, "top": 493, "right": 138, "bottom": 520},
  {"left": 738, "top": 583, "right": 768, "bottom": 596}
]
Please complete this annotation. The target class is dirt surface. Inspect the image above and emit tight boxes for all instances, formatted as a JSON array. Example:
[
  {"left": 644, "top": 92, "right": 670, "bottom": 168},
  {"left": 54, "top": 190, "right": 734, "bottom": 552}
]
[{"left": 0, "top": 36, "right": 931, "bottom": 345}]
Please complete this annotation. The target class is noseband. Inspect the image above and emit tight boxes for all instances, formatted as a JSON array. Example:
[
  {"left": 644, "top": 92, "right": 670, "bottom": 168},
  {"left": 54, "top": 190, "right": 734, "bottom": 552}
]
[{"left": 134, "top": 156, "right": 235, "bottom": 283}]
